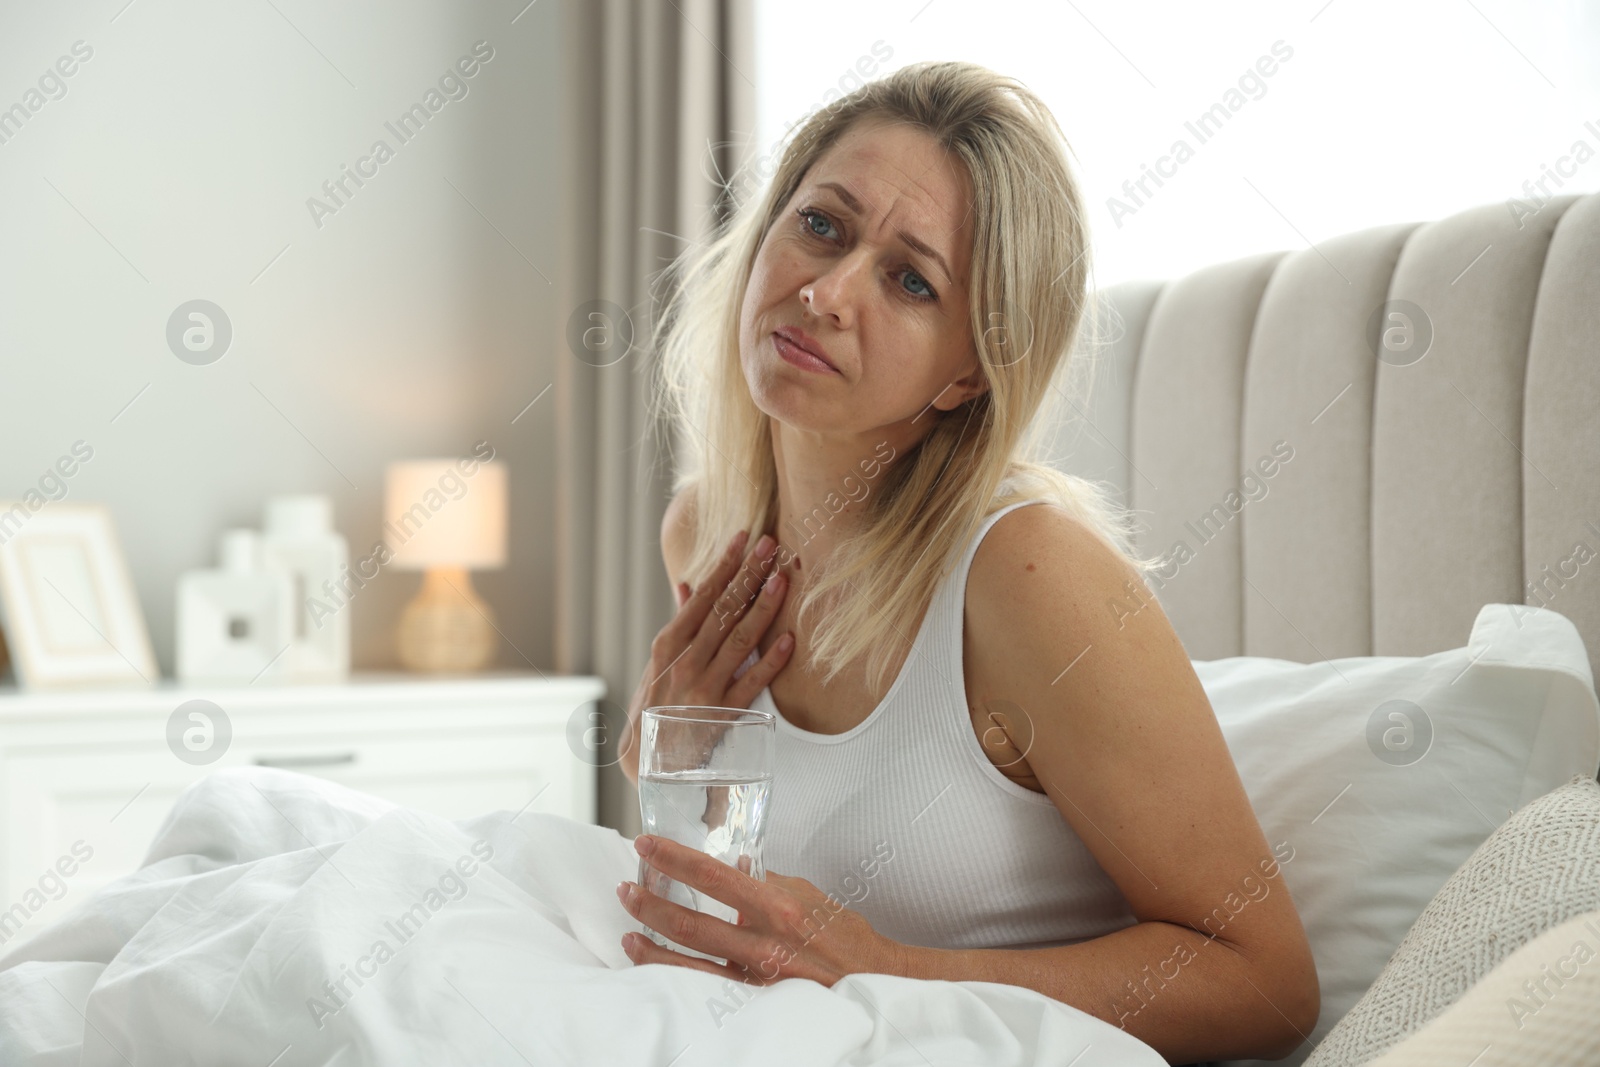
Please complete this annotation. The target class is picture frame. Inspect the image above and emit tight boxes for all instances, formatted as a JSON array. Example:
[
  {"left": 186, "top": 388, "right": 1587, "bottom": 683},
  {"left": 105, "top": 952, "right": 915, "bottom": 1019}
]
[{"left": 0, "top": 502, "right": 157, "bottom": 689}]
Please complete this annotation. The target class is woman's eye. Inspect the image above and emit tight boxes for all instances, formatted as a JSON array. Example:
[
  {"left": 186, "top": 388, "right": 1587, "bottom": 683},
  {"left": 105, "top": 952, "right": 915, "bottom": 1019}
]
[
  {"left": 901, "top": 270, "right": 935, "bottom": 301},
  {"left": 798, "top": 207, "right": 837, "bottom": 240}
]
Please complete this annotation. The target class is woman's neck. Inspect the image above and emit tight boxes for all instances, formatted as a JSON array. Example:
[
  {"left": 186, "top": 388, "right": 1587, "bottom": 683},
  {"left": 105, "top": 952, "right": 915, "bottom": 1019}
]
[{"left": 768, "top": 419, "right": 903, "bottom": 579}]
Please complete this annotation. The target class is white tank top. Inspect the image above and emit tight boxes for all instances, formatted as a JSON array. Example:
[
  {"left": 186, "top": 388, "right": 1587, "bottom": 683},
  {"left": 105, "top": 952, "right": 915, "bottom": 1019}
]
[{"left": 740, "top": 498, "right": 1140, "bottom": 951}]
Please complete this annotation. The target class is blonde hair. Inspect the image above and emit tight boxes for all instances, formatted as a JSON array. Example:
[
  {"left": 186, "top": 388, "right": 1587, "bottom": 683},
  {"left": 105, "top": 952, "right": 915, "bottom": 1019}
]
[{"left": 651, "top": 59, "right": 1160, "bottom": 696}]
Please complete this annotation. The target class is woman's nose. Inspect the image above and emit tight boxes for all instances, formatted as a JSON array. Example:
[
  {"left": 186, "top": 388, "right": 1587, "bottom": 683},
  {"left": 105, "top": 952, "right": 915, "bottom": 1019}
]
[{"left": 801, "top": 252, "right": 870, "bottom": 323}]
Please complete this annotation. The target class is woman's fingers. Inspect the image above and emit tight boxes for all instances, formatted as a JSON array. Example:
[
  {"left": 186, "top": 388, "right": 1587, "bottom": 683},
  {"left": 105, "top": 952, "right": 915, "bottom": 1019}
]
[
  {"left": 621, "top": 932, "right": 757, "bottom": 984},
  {"left": 724, "top": 629, "right": 796, "bottom": 709},
  {"left": 735, "top": 854, "right": 754, "bottom": 922},
  {"left": 663, "top": 532, "right": 747, "bottom": 644},
  {"left": 707, "top": 565, "right": 787, "bottom": 681},
  {"left": 687, "top": 535, "right": 778, "bottom": 672}
]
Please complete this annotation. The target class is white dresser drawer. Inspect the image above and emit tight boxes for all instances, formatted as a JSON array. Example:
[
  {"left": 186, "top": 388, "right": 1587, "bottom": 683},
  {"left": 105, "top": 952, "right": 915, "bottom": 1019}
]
[
  {"left": 0, "top": 673, "right": 605, "bottom": 943},
  {"left": 242, "top": 726, "right": 580, "bottom": 824}
]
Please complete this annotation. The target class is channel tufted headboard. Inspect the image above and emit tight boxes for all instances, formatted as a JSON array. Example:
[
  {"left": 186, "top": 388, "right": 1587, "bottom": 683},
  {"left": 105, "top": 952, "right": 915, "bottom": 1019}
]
[{"left": 1052, "top": 191, "right": 1600, "bottom": 682}]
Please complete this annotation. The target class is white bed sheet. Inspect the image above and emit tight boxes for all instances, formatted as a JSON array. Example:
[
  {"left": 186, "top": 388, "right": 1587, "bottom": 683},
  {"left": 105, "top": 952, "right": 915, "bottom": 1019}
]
[{"left": 0, "top": 767, "right": 1166, "bottom": 1066}]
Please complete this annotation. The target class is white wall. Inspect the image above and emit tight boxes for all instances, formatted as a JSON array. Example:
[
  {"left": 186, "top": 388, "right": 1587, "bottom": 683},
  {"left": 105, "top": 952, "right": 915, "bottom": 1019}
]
[
  {"left": 752, "top": 0, "right": 1600, "bottom": 289},
  {"left": 0, "top": 0, "right": 565, "bottom": 674}
]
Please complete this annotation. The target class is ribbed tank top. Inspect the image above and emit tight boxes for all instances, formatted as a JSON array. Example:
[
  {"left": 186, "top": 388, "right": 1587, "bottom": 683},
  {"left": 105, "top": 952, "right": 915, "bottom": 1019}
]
[{"left": 741, "top": 498, "right": 1140, "bottom": 951}]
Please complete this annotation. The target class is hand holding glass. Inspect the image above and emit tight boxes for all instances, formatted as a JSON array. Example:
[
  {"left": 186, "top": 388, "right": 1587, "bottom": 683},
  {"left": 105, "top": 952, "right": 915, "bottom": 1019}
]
[{"left": 635, "top": 705, "right": 774, "bottom": 962}]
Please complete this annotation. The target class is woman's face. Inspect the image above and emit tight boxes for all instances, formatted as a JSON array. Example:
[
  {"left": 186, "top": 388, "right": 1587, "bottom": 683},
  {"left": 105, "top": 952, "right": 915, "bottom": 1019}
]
[{"left": 738, "top": 117, "right": 985, "bottom": 441}]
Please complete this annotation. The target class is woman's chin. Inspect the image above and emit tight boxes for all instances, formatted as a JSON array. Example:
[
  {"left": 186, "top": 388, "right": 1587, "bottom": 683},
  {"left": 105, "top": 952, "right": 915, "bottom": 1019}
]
[
  {"left": 749, "top": 389, "right": 842, "bottom": 434},
  {"left": 745, "top": 370, "right": 808, "bottom": 414}
]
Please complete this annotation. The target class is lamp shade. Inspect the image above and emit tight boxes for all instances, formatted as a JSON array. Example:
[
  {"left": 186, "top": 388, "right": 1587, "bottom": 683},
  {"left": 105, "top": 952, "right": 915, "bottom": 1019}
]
[{"left": 383, "top": 459, "right": 507, "bottom": 570}]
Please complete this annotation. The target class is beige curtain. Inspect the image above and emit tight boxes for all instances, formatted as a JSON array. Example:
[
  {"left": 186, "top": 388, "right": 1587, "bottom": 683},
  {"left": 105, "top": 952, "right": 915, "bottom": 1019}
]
[{"left": 554, "top": 0, "right": 756, "bottom": 835}]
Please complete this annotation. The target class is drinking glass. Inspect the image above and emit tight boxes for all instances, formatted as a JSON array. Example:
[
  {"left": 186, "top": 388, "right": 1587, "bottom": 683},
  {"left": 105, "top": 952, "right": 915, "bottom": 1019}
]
[{"left": 635, "top": 705, "right": 775, "bottom": 961}]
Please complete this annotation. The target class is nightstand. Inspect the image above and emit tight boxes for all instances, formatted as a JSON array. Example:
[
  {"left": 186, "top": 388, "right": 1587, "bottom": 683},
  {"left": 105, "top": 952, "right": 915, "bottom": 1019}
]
[{"left": 0, "top": 671, "right": 606, "bottom": 941}]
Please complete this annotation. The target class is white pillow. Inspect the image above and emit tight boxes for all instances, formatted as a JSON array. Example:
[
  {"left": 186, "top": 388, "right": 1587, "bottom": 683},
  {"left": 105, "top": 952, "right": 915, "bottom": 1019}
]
[{"left": 1196, "top": 604, "right": 1600, "bottom": 1067}]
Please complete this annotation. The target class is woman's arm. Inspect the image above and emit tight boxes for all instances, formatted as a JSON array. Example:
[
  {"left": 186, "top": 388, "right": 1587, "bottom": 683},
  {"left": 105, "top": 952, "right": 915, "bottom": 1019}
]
[
  {"left": 916, "top": 502, "right": 1320, "bottom": 1064},
  {"left": 622, "top": 486, "right": 700, "bottom": 790}
]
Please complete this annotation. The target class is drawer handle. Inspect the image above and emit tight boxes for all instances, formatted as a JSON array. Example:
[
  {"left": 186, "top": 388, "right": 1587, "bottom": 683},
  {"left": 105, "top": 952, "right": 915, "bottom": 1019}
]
[{"left": 254, "top": 752, "right": 358, "bottom": 769}]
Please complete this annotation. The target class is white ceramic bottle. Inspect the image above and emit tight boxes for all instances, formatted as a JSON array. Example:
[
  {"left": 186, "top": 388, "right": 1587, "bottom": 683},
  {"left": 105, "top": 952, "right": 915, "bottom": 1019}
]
[
  {"left": 262, "top": 495, "right": 351, "bottom": 682},
  {"left": 176, "top": 528, "right": 296, "bottom": 683}
]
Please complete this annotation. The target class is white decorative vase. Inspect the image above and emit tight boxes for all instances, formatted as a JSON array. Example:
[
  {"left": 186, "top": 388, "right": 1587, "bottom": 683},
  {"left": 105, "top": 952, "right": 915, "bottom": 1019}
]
[
  {"left": 176, "top": 529, "right": 296, "bottom": 684},
  {"left": 262, "top": 495, "right": 350, "bottom": 682}
]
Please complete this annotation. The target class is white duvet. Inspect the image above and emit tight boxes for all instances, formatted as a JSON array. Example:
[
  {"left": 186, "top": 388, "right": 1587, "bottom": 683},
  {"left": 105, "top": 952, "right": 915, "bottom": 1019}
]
[{"left": 0, "top": 767, "right": 1165, "bottom": 1066}]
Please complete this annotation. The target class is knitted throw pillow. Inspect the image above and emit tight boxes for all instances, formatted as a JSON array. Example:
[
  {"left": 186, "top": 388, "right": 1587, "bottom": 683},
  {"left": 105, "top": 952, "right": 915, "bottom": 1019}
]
[
  {"left": 1303, "top": 773, "right": 1600, "bottom": 1067},
  {"left": 1363, "top": 908, "right": 1600, "bottom": 1066}
]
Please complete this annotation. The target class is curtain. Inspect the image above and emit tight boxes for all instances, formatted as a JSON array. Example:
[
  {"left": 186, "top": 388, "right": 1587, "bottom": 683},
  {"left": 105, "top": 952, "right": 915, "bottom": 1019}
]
[{"left": 554, "top": 0, "right": 757, "bottom": 836}]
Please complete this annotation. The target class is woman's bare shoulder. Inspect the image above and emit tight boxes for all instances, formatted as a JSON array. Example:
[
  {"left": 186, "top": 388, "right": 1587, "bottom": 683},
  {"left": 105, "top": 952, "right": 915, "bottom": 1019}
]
[
  {"left": 660, "top": 483, "right": 700, "bottom": 587},
  {"left": 965, "top": 499, "right": 1153, "bottom": 662}
]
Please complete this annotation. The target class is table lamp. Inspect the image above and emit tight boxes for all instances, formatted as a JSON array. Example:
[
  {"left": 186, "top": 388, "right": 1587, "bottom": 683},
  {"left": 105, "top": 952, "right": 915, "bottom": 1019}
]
[{"left": 383, "top": 459, "right": 507, "bottom": 672}]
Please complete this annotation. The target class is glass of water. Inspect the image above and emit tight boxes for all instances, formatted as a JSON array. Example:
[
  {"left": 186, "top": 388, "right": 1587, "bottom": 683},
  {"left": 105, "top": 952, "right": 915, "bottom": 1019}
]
[{"left": 636, "top": 705, "right": 775, "bottom": 961}]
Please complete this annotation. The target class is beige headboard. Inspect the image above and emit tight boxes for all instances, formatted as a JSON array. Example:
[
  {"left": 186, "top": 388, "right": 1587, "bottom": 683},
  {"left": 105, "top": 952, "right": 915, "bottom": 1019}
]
[{"left": 1053, "top": 191, "right": 1600, "bottom": 682}]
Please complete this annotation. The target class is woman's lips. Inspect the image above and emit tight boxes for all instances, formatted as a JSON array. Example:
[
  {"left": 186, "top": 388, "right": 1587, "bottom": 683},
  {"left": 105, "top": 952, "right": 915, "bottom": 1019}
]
[{"left": 773, "top": 332, "right": 840, "bottom": 376}]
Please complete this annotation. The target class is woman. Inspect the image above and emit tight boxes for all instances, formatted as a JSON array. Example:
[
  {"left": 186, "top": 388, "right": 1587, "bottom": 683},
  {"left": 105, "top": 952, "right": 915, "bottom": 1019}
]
[{"left": 614, "top": 60, "right": 1319, "bottom": 1064}]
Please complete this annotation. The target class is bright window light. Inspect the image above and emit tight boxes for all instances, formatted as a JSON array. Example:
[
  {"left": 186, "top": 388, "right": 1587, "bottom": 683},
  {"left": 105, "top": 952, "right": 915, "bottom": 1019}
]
[{"left": 753, "top": 0, "right": 1600, "bottom": 288}]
